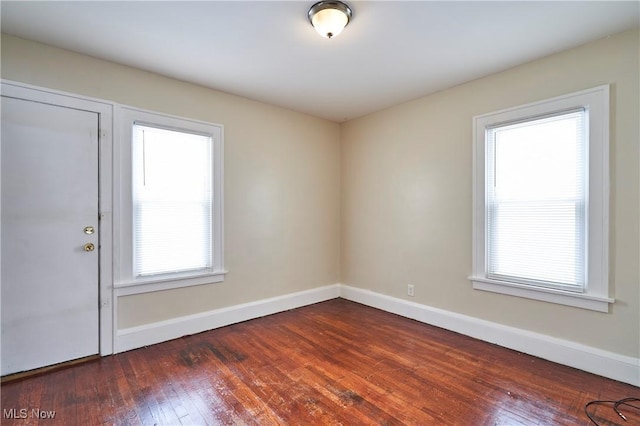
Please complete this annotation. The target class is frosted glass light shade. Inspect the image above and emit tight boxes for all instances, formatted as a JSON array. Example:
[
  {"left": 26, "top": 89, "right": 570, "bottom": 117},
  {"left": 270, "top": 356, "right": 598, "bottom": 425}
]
[{"left": 308, "top": 1, "right": 352, "bottom": 39}]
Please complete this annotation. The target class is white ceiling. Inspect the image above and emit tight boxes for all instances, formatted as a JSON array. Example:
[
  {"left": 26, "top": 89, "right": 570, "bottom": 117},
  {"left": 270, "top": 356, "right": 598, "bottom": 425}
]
[{"left": 1, "top": 1, "right": 638, "bottom": 122}]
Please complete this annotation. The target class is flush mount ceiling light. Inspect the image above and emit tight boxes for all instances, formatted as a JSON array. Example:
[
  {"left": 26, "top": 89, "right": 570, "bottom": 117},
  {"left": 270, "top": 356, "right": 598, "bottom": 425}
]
[{"left": 308, "top": 1, "right": 352, "bottom": 39}]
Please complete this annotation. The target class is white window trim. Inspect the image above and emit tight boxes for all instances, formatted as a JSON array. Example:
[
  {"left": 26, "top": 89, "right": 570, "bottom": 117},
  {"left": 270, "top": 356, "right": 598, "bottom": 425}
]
[
  {"left": 470, "top": 85, "right": 613, "bottom": 312},
  {"left": 114, "top": 106, "right": 226, "bottom": 295}
]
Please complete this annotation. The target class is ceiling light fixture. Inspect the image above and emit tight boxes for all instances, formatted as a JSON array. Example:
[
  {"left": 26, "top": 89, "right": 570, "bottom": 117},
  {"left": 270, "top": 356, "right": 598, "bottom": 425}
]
[{"left": 308, "top": 1, "right": 352, "bottom": 39}]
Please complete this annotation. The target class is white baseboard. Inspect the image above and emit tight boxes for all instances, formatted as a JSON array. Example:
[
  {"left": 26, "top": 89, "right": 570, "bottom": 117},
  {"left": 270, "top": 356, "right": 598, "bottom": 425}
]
[
  {"left": 114, "top": 282, "right": 639, "bottom": 386},
  {"left": 115, "top": 284, "right": 340, "bottom": 353},
  {"left": 339, "top": 284, "right": 640, "bottom": 387}
]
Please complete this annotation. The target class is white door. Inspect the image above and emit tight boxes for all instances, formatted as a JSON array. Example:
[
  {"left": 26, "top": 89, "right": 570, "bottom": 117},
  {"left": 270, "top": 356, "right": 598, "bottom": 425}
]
[{"left": 1, "top": 96, "right": 100, "bottom": 375}]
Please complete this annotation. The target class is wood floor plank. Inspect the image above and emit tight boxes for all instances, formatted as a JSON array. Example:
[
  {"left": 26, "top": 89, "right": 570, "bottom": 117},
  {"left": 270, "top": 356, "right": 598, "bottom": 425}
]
[
  {"left": 2, "top": 299, "right": 638, "bottom": 425},
  {"left": 49, "top": 366, "right": 77, "bottom": 424},
  {"left": 73, "top": 361, "right": 102, "bottom": 426},
  {"left": 111, "top": 354, "right": 145, "bottom": 425}
]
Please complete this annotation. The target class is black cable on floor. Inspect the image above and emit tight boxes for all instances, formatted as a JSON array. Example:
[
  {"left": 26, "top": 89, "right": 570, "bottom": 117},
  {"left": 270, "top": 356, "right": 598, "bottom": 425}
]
[{"left": 585, "top": 397, "right": 640, "bottom": 425}]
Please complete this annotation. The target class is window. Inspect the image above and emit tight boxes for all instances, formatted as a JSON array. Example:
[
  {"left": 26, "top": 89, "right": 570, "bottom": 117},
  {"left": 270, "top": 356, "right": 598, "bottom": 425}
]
[
  {"left": 487, "top": 110, "right": 586, "bottom": 291},
  {"left": 470, "top": 86, "right": 612, "bottom": 312},
  {"left": 116, "top": 107, "right": 225, "bottom": 293},
  {"left": 133, "top": 124, "right": 212, "bottom": 277}
]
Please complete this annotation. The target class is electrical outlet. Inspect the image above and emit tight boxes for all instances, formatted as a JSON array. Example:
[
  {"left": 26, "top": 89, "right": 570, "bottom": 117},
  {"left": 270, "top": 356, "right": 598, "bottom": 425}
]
[{"left": 407, "top": 284, "right": 415, "bottom": 297}]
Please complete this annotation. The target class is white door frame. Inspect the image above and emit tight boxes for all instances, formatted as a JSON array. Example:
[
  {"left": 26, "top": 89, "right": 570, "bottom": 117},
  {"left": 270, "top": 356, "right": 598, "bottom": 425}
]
[{"left": 1, "top": 80, "right": 114, "bottom": 356}]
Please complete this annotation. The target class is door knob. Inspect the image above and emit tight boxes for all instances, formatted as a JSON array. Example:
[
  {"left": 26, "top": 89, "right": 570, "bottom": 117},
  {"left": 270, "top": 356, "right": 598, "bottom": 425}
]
[{"left": 83, "top": 243, "right": 95, "bottom": 252}]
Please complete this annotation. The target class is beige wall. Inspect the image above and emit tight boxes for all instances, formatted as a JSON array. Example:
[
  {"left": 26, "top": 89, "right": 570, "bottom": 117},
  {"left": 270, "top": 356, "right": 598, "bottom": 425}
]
[
  {"left": 0, "top": 34, "right": 341, "bottom": 328},
  {"left": 2, "top": 29, "right": 638, "bottom": 359},
  {"left": 341, "top": 29, "right": 639, "bottom": 357}
]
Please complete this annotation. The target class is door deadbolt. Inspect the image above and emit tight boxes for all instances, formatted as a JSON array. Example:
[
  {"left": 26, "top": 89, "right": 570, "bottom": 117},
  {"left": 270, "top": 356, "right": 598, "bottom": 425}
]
[
  {"left": 84, "top": 226, "right": 95, "bottom": 235},
  {"left": 83, "top": 243, "right": 95, "bottom": 252}
]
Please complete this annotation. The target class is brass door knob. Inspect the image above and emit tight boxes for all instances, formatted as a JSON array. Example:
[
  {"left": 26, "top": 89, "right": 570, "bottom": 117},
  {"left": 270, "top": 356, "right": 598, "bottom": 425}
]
[{"left": 83, "top": 243, "right": 95, "bottom": 252}]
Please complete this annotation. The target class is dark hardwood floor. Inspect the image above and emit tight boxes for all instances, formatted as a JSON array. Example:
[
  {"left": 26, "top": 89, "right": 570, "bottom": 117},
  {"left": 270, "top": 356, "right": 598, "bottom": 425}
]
[{"left": 2, "top": 298, "right": 638, "bottom": 425}]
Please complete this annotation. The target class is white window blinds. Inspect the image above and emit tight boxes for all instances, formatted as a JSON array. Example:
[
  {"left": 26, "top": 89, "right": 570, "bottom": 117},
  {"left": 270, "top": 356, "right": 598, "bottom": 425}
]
[
  {"left": 132, "top": 123, "right": 213, "bottom": 277},
  {"left": 486, "top": 110, "right": 586, "bottom": 291}
]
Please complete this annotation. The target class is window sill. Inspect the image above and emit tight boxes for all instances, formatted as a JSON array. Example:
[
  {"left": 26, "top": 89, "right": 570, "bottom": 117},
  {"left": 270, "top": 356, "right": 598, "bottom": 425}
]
[
  {"left": 469, "top": 276, "right": 614, "bottom": 313},
  {"left": 115, "top": 270, "right": 228, "bottom": 296}
]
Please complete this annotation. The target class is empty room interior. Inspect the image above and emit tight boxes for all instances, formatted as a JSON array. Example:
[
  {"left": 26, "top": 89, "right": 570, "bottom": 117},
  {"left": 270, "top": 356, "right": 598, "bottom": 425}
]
[{"left": 1, "top": 1, "right": 639, "bottom": 424}]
